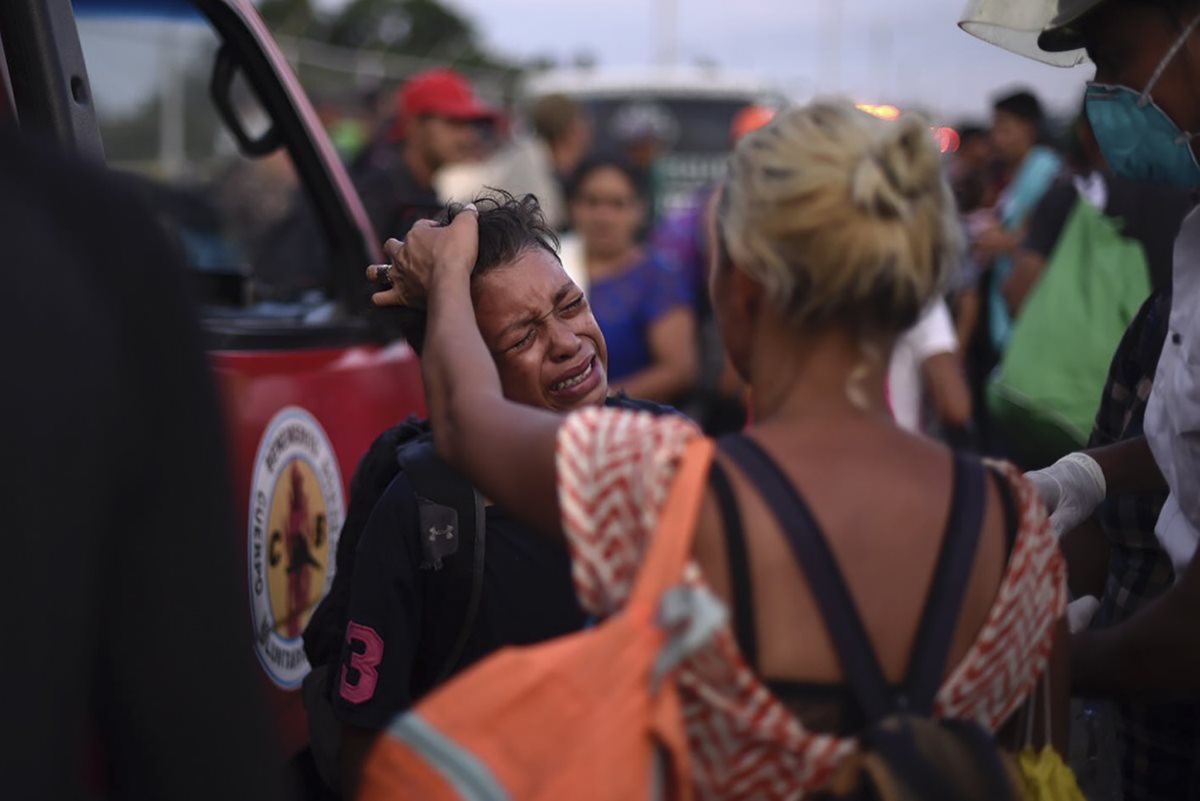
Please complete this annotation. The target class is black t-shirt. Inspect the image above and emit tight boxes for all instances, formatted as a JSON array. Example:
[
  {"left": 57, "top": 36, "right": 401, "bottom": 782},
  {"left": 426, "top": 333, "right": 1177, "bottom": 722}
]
[
  {"left": 460, "top": 504, "right": 589, "bottom": 660},
  {"left": 331, "top": 477, "right": 588, "bottom": 730},
  {"left": 332, "top": 396, "right": 673, "bottom": 730},
  {"left": 0, "top": 127, "right": 282, "bottom": 801},
  {"left": 1022, "top": 174, "right": 1193, "bottom": 293}
]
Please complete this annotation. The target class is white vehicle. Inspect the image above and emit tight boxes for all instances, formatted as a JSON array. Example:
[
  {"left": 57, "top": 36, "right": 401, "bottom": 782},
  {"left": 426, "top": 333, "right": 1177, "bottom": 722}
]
[{"left": 524, "top": 65, "right": 783, "bottom": 217}]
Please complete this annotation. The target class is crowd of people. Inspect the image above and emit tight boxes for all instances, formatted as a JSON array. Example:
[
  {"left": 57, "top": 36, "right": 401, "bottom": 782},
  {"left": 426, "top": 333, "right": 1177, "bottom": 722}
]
[
  {"left": 356, "top": 98, "right": 1067, "bottom": 800},
  {"left": 9, "top": 0, "right": 1200, "bottom": 799},
  {"left": 336, "top": 0, "right": 1200, "bottom": 797},
  {"left": 333, "top": 68, "right": 760, "bottom": 430},
  {"left": 947, "top": 88, "right": 1192, "bottom": 468},
  {"left": 337, "top": 64, "right": 1190, "bottom": 455}
]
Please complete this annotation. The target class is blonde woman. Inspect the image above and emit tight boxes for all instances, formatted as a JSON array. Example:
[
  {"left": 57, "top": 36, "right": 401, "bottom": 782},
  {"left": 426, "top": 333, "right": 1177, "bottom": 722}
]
[{"left": 371, "top": 101, "right": 1068, "bottom": 799}]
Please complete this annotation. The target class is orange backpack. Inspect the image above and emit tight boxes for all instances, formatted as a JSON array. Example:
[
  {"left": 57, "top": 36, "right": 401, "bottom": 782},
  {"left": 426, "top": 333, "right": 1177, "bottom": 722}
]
[{"left": 358, "top": 438, "right": 717, "bottom": 801}]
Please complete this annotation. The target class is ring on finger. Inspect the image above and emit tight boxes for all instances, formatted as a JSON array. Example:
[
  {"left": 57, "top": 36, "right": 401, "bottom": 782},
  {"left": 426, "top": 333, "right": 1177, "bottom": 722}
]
[{"left": 371, "top": 264, "right": 393, "bottom": 285}]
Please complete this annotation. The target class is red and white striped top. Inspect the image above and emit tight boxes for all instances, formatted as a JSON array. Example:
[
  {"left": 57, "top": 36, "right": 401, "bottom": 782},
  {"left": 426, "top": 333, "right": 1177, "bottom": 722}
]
[{"left": 556, "top": 407, "right": 1067, "bottom": 800}]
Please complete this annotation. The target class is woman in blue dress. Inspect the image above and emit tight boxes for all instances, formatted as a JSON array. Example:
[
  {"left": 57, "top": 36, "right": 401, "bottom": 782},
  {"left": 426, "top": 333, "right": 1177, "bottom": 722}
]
[{"left": 567, "top": 156, "right": 698, "bottom": 403}]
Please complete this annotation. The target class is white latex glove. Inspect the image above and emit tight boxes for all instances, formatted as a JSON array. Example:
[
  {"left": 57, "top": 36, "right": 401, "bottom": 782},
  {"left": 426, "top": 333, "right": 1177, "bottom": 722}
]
[
  {"left": 1025, "top": 452, "right": 1106, "bottom": 537},
  {"left": 1067, "top": 595, "right": 1101, "bottom": 633}
]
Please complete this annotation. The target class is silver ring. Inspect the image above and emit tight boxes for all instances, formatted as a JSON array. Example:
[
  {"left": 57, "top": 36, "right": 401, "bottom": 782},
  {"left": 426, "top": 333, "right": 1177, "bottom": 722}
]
[{"left": 373, "top": 264, "right": 393, "bottom": 285}]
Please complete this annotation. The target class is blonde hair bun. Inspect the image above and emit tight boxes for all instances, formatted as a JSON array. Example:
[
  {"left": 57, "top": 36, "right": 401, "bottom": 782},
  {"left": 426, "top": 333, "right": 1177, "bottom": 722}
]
[
  {"left": 721, "top": 99, "right": 961, "bottom": 335},
  {"left": 850, "top": 114, "right": 942, "bottom": 220}
]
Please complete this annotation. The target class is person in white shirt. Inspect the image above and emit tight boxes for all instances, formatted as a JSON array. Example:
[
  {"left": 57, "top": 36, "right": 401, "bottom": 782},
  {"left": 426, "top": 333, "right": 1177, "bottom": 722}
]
[
  {"left": 969, "top": 0, "right": 1200, "bottom": 697},
  {"left": 888, "top": 299, "right": 972, "bottom": 434}
]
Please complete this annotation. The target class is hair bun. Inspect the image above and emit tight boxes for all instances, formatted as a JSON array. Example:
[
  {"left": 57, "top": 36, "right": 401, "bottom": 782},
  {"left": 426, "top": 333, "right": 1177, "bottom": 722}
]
[
  {"left": 721, "top": 100, "right": 961, "bottom": 339},
  {"left": 850, "top": 114, "right": 940, "bottom": 219}
]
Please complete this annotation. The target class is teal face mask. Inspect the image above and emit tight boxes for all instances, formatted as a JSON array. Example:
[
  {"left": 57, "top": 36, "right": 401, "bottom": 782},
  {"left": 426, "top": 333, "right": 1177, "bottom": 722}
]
[{"left": 1085, "top": 13, "right": 1200, "bottom": 188}]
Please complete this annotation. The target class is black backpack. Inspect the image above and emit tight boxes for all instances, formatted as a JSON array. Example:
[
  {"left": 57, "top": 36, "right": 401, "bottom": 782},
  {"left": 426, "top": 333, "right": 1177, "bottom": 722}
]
[
  {"left": 303, "top": 395, "right": 674, "bottom": 687},
  {"left": 300, "top": 416, "right": 485, "bottom": 795},
  {"left": 303, "top": 416, "right": 483, "bottom": 688}
]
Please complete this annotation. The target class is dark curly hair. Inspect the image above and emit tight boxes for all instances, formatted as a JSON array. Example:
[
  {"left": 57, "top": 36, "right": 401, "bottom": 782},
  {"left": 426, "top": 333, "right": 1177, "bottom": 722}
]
[
  {"left": 392, "top": 191, "right": 561, "bottom": 354},
  {"left": 443, "top": 190, "right": 560, "bottom": 277}
]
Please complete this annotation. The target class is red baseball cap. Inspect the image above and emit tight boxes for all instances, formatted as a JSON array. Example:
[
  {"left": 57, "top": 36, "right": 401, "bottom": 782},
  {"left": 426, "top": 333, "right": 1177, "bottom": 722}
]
[{"left": 389, "top": 68, "right": 495, "bottom": 140}]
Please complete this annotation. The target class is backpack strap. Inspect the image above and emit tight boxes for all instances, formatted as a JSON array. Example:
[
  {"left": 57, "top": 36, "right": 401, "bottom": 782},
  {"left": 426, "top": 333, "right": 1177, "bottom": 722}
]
[
  {"left": 305, "top": 416, "right": 430, "bottom": 672},
  {"left": 903, "top": 455, "right": 988, "bottom": 714},
  {"left": 708, "top": 461, "right": 758, "bottom": 670},
  {"left": 396, "top": 437, "right": 487, "bottom": 683},
  {"left": 717, "top": 434, "right": 894, "bottom": 723},
  {"left": 991, "top": 466, "right": 1019, "bottom": 555}
]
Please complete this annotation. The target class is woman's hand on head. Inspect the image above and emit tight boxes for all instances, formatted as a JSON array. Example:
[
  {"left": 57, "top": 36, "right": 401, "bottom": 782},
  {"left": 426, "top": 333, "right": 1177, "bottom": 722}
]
[{"left": 366, "top": 204, "right": 479, "bottom": 308}]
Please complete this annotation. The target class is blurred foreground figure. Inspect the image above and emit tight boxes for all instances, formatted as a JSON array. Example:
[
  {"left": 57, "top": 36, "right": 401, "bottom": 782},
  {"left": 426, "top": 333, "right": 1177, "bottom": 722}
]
[{"left": 0, "top": 127, "right": 283, "bottom": 801}]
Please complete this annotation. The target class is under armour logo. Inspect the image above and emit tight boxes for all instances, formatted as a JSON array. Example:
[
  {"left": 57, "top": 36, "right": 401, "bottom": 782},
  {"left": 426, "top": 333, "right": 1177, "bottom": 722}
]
[
  {"left": 428, "top": 524, "right": 455, "bottom": 543},
  {"left": 418, "top": 501, "right": 460, "bottom": 571}
]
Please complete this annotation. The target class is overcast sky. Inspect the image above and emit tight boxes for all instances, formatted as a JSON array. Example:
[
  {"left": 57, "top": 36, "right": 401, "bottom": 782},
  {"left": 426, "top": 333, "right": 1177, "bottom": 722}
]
[
  {"left": 79, "top": 0, "right": 1095, "bottom": 126},
  {"left": 347, "top": 0, "right": 1094, "bottom": 122}
]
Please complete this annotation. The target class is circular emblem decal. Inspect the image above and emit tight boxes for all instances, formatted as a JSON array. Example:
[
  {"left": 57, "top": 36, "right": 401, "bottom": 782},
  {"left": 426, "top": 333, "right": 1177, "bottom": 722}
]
[{"left": 248, "top": 407, "right": 344, "bottom": 689}]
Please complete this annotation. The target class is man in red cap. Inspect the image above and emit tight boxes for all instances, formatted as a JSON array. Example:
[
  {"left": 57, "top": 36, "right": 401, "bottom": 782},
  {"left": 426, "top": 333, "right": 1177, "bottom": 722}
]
[{"left": 353, "top": 68, "right": 495, "bottom": 242}]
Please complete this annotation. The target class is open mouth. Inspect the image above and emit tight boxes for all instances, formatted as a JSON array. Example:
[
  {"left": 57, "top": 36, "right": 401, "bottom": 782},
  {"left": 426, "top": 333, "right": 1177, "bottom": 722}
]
[{"left": 551, "top": 357, "right": 596, "bottom": 393}]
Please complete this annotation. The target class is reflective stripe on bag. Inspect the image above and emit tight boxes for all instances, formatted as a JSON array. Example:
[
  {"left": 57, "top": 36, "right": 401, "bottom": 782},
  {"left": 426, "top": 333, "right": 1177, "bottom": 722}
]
[{"left": 387, "top": 713, "right": 511, "bottom": 801}]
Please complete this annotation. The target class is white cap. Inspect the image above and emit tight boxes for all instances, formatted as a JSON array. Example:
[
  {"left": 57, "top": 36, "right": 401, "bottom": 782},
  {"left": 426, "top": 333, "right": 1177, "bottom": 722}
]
[{"left": 958, "top": 0, "right": 1094, "bottom": 67}]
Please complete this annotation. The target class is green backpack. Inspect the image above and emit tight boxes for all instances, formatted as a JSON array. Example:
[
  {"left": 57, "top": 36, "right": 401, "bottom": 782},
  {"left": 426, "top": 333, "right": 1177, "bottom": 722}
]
[{"left": 988, "top": 197, "right": 1151, "bottom": 467}]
